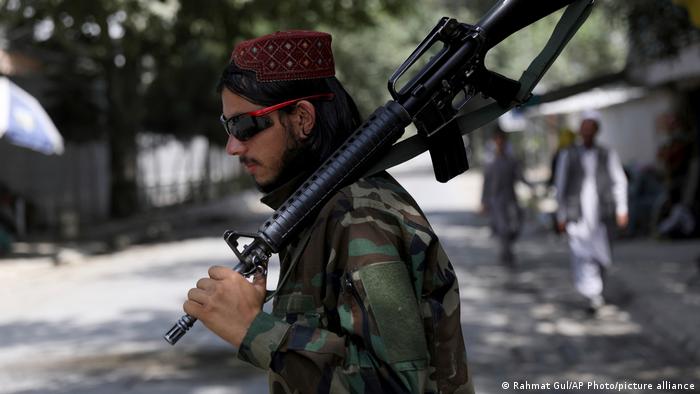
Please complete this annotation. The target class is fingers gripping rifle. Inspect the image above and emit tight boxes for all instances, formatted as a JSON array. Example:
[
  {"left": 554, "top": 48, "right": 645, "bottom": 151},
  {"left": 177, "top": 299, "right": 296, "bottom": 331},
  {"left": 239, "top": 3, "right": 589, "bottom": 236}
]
[{"left": 164, "top": 0, "right": 593, "bottom": 345}]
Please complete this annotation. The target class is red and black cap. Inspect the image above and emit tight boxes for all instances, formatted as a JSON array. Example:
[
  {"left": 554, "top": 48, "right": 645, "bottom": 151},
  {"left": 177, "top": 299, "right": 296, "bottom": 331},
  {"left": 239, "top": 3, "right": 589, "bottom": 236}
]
[{"left": 231, "top": 30, "right": 335, "bottom": 82}]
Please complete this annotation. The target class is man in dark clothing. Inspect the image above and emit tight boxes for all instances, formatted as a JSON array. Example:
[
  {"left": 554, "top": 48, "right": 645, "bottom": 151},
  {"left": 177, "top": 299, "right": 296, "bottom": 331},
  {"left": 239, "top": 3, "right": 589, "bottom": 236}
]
[{"left": 481, "top": 129, "right": 530, "bottom": 267}]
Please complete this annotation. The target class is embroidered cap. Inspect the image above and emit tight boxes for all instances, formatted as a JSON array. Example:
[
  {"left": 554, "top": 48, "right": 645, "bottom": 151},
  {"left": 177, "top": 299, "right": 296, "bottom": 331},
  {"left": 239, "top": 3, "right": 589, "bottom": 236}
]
[{"left": 231, "top": 31, "right": 335, "bottom": 82}]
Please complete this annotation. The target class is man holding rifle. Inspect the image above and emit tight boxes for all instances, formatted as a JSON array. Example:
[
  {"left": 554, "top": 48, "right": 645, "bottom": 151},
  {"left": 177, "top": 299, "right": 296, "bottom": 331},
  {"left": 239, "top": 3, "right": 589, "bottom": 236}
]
[{"left": 183, "top": 31, "right": 474, "bottom": 393}]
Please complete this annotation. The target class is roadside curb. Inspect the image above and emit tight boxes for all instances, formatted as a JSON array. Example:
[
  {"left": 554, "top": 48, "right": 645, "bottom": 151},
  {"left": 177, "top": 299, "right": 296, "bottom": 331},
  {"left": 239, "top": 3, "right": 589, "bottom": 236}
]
[{"left": 1, "top": 189, "right": 270, "bottom": 265}]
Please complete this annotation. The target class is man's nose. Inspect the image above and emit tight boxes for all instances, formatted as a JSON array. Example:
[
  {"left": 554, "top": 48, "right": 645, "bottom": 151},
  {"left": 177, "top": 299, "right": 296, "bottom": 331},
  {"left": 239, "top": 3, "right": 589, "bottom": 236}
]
[{"left": 226, "top": 135, "right": 246, "bottom": 156}]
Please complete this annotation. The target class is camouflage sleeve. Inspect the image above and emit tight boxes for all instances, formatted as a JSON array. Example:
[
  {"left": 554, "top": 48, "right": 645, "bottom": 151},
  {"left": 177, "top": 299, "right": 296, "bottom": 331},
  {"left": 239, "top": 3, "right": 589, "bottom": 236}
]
[
  {"left": 237, "top": 311, "right": 291, "bottom": 370},
  {"left": 237, "top": 190, "right": 437, "bottom": 393}
]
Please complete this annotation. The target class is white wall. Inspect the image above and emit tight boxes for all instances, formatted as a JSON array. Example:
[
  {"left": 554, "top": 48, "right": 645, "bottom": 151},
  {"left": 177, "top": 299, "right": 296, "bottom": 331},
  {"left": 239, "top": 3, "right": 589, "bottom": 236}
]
[
  {"left": 0, "top": 134, "right": 243, "bottom": 232},
  {"left": 595, "top": 90, "right": 675, "bottom": 166},
  {"left": 136, "top": 133, "right": 242, "bottom": 207},
  {"left": 534, "top": 88, "right": 677, "bottom": 167}
]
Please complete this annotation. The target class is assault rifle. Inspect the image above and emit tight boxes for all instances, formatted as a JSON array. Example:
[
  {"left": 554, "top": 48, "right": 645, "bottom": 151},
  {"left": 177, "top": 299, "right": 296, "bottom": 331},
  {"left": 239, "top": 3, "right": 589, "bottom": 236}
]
[{"left": 165, "top": 0, "right": 594, "bottom": 344}]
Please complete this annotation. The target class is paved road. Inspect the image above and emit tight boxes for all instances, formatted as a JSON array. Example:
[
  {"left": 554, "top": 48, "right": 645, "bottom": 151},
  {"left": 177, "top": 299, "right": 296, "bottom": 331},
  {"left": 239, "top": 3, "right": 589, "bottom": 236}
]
[
  {"left": 436, "top": 213, "right": 700, "bottom": 394},
  {"left": 1, "top": 153, "right": 699, "bottom": 393}
]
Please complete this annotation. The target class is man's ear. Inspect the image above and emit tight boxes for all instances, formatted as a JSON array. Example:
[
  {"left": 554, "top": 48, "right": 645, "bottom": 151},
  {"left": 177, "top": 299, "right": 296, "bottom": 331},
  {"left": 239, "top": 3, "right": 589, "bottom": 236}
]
[{"left": 289, "top": 100, "right": 316, "bottom": 141}]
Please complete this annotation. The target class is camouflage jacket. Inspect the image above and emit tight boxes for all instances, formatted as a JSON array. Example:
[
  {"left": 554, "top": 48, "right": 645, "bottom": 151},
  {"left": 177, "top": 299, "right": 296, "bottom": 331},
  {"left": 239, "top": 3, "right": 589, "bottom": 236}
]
[{"left": 237, "top": 172, "right": 474, "bottom": 394}]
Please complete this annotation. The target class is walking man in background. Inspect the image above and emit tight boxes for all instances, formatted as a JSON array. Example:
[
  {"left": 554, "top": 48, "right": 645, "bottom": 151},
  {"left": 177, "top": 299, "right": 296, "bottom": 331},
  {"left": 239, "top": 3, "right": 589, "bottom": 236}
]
[
  {"left": 481, "top": 127, "right": 530, "bottom": 268},
  {"left": 554, "top": 113, "right": 628, "bottom": 314}
]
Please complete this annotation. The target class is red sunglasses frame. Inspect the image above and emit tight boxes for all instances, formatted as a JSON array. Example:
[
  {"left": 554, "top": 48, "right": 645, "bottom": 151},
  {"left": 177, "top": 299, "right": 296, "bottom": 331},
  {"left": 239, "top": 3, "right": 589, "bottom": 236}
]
[{"left": 221, "top": 93, "right": 335, "bottom": 141}]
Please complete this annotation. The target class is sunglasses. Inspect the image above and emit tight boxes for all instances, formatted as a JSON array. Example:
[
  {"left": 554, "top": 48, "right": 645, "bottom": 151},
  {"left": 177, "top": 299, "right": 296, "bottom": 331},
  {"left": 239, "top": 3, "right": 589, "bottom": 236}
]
[{"left": 220, "top": 93, "right": 335, "bottom": 141}]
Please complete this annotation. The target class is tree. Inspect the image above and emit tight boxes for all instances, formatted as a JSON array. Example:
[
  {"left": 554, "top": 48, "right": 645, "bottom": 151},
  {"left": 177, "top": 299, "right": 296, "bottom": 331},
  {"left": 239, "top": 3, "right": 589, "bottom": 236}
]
[
  {"left": 0, "top": 0, "right": 405, "bottom": 218},
  {"left": 4, "top": 0, "right": 693, "bottom": 220},
  {"left": 1, "top": 0, "right": 181, "bottom": 217},
  {"left": 442, "top": 0, "right": 699, "bottom": 89},
  {"left": 600, "top": 0, "right": 700, "bottom": 62}
]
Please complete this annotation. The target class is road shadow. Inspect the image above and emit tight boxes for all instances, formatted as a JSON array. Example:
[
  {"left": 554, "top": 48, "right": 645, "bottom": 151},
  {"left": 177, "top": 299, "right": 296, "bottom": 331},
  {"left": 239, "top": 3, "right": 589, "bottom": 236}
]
[
  {"left": 427, "top": 209, "right": 700, "bottom": 393},
  {"left": 0, "top": 308, "right": 267, "bottom": 394}
]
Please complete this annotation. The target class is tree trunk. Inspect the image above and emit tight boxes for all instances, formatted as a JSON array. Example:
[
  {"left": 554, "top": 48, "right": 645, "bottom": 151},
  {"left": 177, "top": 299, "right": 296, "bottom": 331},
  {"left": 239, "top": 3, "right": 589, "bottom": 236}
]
[{"left": 106, "top": 60, "right": 141, "bottom": 218}]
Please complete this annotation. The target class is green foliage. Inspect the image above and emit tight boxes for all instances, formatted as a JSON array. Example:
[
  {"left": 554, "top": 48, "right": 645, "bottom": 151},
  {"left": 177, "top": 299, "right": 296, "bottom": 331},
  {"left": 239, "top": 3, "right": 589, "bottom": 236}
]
[
  {"left": 330, "top": 0, "right": 629, "bottom": 105},
  {"left": 142, "top": 0, "right": 410, "bottom": 142},
  {"left": 324, "top": 2, "right": 448, "bottom": 116},
  {"left": 484, "top": 6, "right": 628, "bottom": 91},
  {"left": 0, "top": 0, "right": 696, "bottom": 216},
  {"left": 0, "top": 0, "right": 409, "bottom": 142},
  {"left": 0, "top": 0, "right": 410, "bottom": 216},
  {"left": 3, "top": 0, "right": 691, "bottom": 145},
  {"left": 598, "top": 0, "right": 700, "bottom": 61}
]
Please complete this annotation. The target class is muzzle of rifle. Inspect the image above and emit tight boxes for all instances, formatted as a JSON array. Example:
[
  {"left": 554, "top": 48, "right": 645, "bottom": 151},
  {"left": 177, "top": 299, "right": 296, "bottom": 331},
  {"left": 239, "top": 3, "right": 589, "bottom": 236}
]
[{"left": 164, "top": 314, "right": 197, "bottom": 345}]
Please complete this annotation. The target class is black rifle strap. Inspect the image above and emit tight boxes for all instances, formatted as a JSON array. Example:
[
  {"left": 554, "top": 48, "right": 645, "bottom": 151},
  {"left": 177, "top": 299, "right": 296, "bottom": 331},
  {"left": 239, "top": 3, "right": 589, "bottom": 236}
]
[{"left": 364, "top": 0, "right": 594, "bottom": 177}]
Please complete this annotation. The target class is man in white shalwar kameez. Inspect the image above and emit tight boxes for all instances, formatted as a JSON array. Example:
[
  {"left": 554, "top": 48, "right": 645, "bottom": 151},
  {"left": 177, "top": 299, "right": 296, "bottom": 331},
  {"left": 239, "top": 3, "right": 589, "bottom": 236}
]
[{"left": 555, "top": 116, "right": 628, "bottom": 313}]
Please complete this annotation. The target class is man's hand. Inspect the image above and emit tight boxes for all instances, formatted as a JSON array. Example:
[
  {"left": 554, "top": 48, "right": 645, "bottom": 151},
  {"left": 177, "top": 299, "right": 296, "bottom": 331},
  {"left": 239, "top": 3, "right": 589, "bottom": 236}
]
[
  {"left": 616, "top": 213, "right": 629, "bottom": 229},
  {"left": 184, "top": 265, "right": 267, "bottom": 348}
]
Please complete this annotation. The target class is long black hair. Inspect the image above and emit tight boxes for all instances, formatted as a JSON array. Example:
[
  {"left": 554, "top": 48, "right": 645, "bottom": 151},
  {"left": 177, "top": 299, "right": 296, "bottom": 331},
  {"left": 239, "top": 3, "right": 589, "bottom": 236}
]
[{"left": 217, "top": 62, "right": 362, "bottom": 167}]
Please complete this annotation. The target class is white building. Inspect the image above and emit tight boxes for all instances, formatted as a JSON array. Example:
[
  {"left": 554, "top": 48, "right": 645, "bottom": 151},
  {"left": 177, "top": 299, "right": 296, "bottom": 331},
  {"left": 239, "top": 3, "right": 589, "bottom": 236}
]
[{"left": 520, "top": 42, "right": 700, "bottom": 168}]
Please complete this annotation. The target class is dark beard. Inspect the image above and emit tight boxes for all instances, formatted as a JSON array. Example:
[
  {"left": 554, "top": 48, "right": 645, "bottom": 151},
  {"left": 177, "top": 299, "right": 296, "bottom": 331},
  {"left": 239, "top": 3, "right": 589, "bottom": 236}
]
[{"left": 256, "top": 135, "right": 314, "bottom": 194}]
